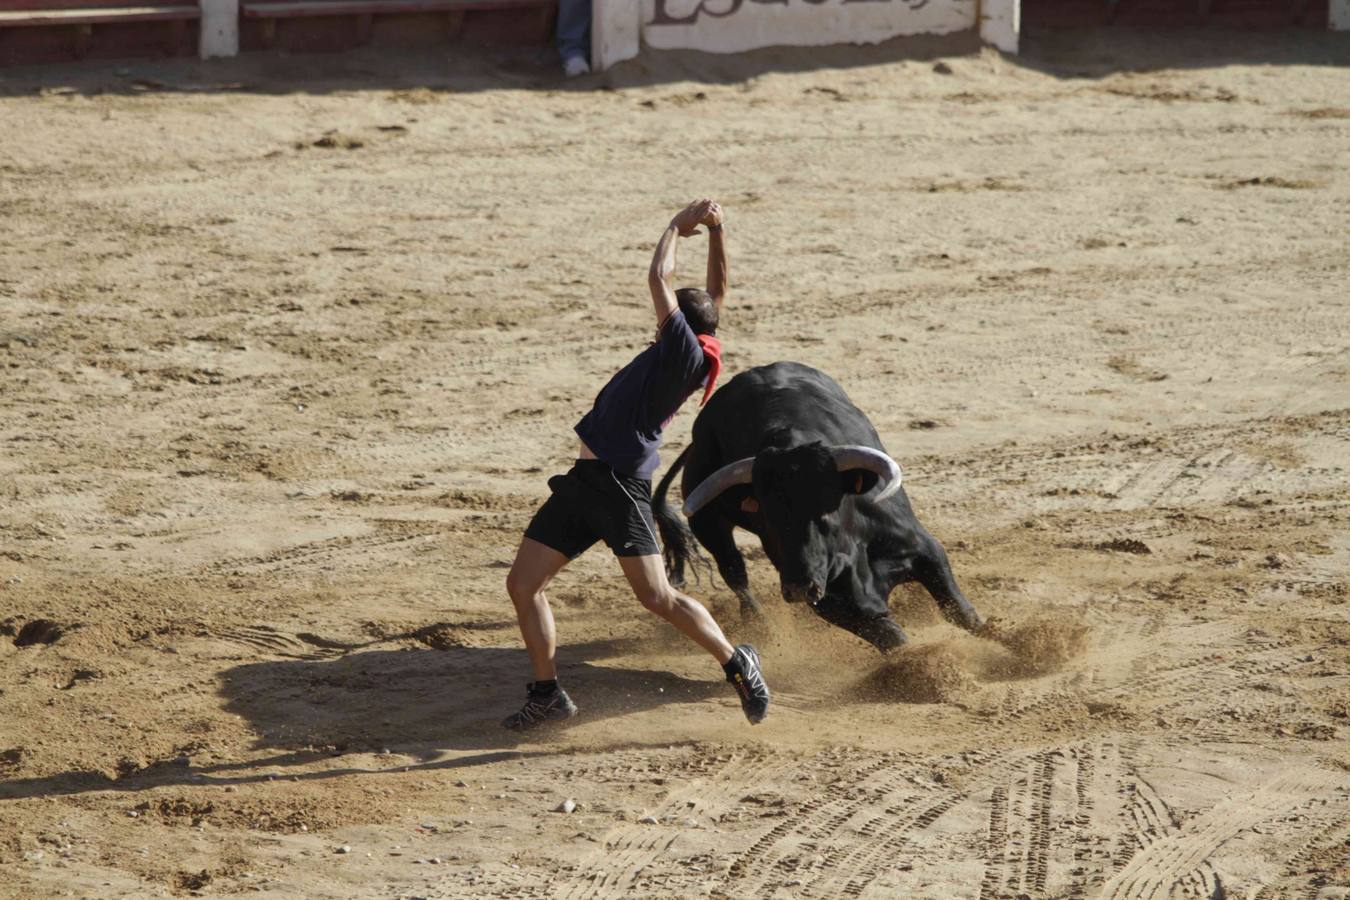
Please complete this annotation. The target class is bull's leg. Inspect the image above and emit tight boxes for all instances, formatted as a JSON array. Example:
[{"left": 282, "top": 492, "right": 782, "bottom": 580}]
[
  {"left": 812, "top": 598, "right": 909, "bottom": 652},
  {"left": 690, "top": 513, "right": 764, "bottom": 620},
  {"left": 912, "top": 532, "right": 984, "bottom": 634}
]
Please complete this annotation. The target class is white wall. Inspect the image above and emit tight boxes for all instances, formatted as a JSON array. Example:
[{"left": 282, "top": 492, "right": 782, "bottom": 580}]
[
  {"left": 640, "top": 0, "right": 978, "bottom": 53},
  {"left": 199, "top": 0, "right": 239, "bottom": 59},
  {"left": 593, "top": 0, "right": 642, "bottom": 70},
  {"left": 980, "top": 0, "right": 1019, "bottom": 53},
  {"left": 592, "top": 0, "right": 1019, "bottom": 71},
  {"left": 1331, "top": 0, "right": 1350, "bottom": 30}
]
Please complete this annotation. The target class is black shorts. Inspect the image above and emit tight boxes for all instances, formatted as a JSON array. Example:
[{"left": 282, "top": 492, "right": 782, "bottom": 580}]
[{"left": 523, "top": 460, "right": 661, "bottom": 560}]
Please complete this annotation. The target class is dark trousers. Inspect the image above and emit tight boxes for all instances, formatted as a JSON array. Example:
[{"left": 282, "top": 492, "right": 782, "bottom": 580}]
[{"left": 557, "top": 0, "right": 590, "bottom": 62}]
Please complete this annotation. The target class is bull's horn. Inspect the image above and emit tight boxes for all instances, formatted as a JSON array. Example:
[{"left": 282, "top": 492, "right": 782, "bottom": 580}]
[
  {"left": 682, "top": 457, "right": 755, "bottom": 517},
  {"left": 832, "top": 446, "right": 903, "bottom": 502}
]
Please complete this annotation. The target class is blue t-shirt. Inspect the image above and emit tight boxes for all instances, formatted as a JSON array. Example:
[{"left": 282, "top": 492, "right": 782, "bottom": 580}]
[{"left": 575, "top": 310, "right": 709, "bottom": 479}]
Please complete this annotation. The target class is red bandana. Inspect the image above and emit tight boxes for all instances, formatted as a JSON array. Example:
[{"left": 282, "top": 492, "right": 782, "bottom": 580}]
[{"left": 697, "top": 334, "right": 722, "bottom": 407}]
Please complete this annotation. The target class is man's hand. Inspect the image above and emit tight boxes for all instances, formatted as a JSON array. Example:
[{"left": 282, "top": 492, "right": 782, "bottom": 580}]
[
  {"left": 701, "top": 201, "right": 724, "bottom": 228},
  {"left": 671, "top": 199, "right": 712, "bottom": 237},
  {"left": 651, "top": 199, "right": 725, "bottom": 325}
]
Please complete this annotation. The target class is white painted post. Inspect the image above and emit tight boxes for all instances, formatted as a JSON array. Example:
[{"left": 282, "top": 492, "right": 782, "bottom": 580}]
[
  {"left": 199, "top": 0, "right": 239, "bottom": 59},
  {"left": 591, "top": 0, "right": 641, "bottom": 72},
  {"left": 1330, "top": 0, "right": 1350, "bottom": 30},
  {"left": 979, "top": 0, "right": 1019, "bottom": 53}
]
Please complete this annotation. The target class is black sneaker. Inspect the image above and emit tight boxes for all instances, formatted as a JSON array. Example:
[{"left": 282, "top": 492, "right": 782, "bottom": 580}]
[
  {"left": 725, "top": 644, "right": 770, "bottom": 724},
  {"left": 501, "top": 683, "right": 578, "bottom": 731}
]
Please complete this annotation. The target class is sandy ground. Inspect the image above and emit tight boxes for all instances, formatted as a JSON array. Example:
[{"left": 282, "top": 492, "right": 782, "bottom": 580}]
[{"left": 1, "top": 29, "right": 1348, "bottom": 900}]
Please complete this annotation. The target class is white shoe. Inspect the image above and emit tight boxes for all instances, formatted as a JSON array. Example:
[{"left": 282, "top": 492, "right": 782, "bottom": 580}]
[{"left": 562, "top": 56, "right": 590, "bottom": 78}]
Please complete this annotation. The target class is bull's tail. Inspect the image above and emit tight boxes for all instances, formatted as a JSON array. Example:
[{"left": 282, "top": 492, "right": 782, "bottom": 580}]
[{"left": 653, "top": 445, "right": 711, "bottom": 587}]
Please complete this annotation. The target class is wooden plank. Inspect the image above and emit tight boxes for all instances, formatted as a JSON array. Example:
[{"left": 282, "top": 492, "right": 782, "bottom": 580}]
[
  {"left": 165, "top": 12, "right": 185, "bottom": 51},
  {"left": 0, "top": 5, "right": 197, "bottom": 23},
  {"left": 242, "top": 0, "right": 549, "bottom": 17},
  {"left": 0, "top": 0, "right": 194, "bottom": 11}
]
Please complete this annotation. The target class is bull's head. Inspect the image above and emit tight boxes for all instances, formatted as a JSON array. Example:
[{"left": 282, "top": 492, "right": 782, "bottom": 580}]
[{"left": 683, "top": 442, "right": 905, "bottom": 647}]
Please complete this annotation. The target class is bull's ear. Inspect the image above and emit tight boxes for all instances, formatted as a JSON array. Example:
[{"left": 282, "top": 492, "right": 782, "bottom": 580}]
[{"left": 840, "top": 469, "right": 881, "bottom": 496}]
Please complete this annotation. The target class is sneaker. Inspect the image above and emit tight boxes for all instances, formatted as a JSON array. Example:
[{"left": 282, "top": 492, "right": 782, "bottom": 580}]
[
  {"left": 725, "top": 644, "right": 770, "bottom": 724},
  {"left": 501, "top": 683, "right": 578, "bottom": 731},
  {"left": 562, "top": 56, "right": 590, "bottom": 78}
]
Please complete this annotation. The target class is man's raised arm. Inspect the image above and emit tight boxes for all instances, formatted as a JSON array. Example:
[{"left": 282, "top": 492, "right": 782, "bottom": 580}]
[
  {"left": 703, "top": 201, "right": 727, "bottom": 309},
  {"left": 649, "top": 199, "right": 712, "bottom": 326}
]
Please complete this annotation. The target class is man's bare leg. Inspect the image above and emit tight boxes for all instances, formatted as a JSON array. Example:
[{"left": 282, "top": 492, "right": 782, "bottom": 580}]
[
  {"left": 618, "top": 554, "right": 768, "bottom": 723},
  {"left": 505, "top": 537, "right": 571, "bottom": 681},
  {"left": 617, "top": 554, "right": 735, "bottom": 664}
]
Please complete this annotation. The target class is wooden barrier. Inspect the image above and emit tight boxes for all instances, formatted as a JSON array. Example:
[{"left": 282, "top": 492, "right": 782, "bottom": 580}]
[
  {"left": 1021, "top": 0, "right": 1328, "bottom": 27},
  {"left": 238, "top": 0, "right": 552, "bottom": 51},
  {"left": 0, "top": 0, "right": 552, "bottom": 63},
  {"left": 0, "top": 0, "right": 198, "bottom": 62}
]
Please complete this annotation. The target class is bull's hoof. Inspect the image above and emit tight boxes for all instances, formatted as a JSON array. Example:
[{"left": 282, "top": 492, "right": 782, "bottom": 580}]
[
  {"left": 961, "top": 615, "right": 987, "bottom": 636},
  {"left": 863, "top": 618, "right": 908, "bottom": 653},
  {"left": 972, "top": 616, "right": 1004, "bottom": 642}
]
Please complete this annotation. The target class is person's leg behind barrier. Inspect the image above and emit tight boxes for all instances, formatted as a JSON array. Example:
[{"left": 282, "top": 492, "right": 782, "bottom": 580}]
[{"left": 556, "top": 0, "right": 590, "bottom": 74}]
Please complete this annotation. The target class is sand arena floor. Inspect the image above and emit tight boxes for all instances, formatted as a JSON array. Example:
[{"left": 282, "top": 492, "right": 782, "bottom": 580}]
[{"left": 1, "top": 29, "right": 1348, "bottom": 899}]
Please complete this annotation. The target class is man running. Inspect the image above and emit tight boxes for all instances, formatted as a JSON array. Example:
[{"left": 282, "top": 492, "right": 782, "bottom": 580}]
[{"left": 502, "top": 199, "right": 770, "bottom": 730}]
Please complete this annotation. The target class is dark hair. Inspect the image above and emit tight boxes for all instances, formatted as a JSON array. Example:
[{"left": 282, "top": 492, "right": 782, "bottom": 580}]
[{"left": 676, "top": 287, "right": 719, "bottom": 336}]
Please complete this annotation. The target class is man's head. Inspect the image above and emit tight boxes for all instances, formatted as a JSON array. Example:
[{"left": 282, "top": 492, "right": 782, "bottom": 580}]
[{"left": 676, "top": 287, "right": 719, "bottom": 336}]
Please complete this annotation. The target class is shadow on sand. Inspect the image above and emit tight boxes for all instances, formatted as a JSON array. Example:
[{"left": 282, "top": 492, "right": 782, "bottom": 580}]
[
  {"left": 1, "top": 26, "right": 1343, "bottom": 100},
  {"left": 0, "top": 637, "right": 723, "bottom": 802},
  {"left": 0, "top": 32, "right": 976, "bottom": 98}
]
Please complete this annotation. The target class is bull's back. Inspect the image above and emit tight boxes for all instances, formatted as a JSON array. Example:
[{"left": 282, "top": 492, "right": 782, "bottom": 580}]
[{"left": 694, "top": 362, "right": 884, "bottom": 458}]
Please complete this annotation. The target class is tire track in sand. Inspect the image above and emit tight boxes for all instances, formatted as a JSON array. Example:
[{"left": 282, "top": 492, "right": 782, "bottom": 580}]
[
  {"left": 787, "top": 745, "right": 1049, "bottom": 898},
  {"left": 1024, "top": 749, "right": 1055, "bottom": 896},
  {"left": 554, "top": 745, "right": 802, "bottom": 900},
  {"left": 1253, "top": 818, "right": 1350, "bottom": 900},
  {"left": 978, "top": 784, "right": 1010, "bottom": 900},
  {"left": 210, "top": 624, "right": 352, "bottom": 659},
  {"left": 723, "top": 752, "right": 903, "bottom": 895},
  {"left": 1100, "top": 769, "right": 1338, "bottom": 900},
  {"left": 204, "top": 522, "right": 449, "bottom": 577}
]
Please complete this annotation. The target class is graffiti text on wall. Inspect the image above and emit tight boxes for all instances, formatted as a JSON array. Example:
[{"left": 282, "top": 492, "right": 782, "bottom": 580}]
[{"left": 651, "top": 0, "right": 929, "bottom": 27}]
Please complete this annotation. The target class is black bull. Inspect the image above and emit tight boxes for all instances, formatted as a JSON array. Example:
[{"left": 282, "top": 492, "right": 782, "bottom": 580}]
[{"left": 653, "top": 362, "right": 984, "bottom": 652}]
